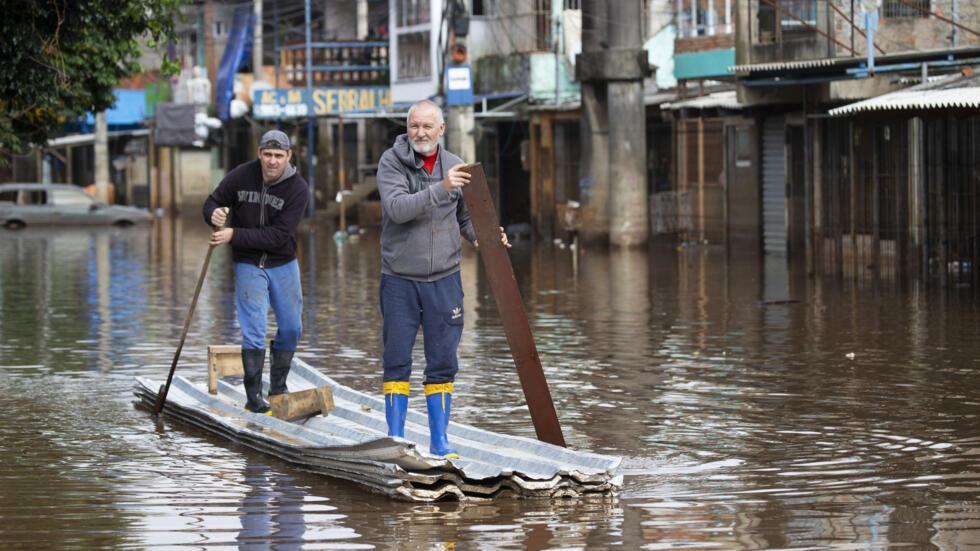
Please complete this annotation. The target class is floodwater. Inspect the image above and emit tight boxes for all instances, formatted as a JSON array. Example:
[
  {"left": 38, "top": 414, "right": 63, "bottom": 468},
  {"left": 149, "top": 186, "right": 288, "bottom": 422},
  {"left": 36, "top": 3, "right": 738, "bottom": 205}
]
[{"left": 3, "top": 218, "right": 980, "bottom": 549}]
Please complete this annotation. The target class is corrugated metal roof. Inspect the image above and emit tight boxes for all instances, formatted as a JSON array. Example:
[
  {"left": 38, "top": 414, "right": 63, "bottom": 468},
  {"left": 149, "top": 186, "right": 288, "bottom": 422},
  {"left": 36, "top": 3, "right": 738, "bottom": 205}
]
[
  {"left": 731, "top": 57, "right": 842, "bottom": 74},
  {"left": 662, "top": 90, "right": 742, "bottom": 110},
  {"left": 135, "top": 358, "right": 622, "bottom": 502},
  {"left": 829, "top": 70, "right": 980, "bottom": 115},
  {"left": 731, "top": 46, "right": 980, "bottom": 76}
]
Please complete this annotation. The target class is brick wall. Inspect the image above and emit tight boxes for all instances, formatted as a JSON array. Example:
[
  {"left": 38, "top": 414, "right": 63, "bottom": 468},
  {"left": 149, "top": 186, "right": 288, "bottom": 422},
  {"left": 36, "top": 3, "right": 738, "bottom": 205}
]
[{"left": 675, "top": 34, "right": 735, "bottom": 54}]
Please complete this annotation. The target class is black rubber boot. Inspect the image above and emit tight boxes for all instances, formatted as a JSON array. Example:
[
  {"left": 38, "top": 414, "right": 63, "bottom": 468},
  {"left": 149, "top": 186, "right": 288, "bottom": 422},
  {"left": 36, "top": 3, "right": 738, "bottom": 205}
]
[
  {"left": 269, "top": 345, "right": 293, "bottom": 397},
  {"left": 242, "top": 348, "right": 269, "bottom": 413}
]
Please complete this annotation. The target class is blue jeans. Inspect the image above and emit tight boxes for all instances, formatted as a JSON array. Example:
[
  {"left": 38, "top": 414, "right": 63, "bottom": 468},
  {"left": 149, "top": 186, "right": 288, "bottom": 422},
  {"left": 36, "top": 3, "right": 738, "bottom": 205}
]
[
  {"left": 235, "top": 260, "right": 303, "bottom": 351},
  {"left": 380, "top": 272, "right": 464, "bottom": 384}
]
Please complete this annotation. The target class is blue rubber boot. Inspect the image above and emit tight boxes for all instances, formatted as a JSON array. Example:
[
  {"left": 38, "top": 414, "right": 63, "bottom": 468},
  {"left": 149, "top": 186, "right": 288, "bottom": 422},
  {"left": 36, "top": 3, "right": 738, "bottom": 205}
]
[
  {"left": 384, "top": 381, "right": 410, "bottom": 437},
  {"left": 425, "top": 383, "right": 459, "bottom": 459}
]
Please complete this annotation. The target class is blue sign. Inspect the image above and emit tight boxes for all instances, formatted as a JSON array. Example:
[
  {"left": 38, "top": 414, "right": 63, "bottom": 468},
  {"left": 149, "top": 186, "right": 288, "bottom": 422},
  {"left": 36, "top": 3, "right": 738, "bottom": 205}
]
[
  {"left": 251, "top": 87, "right": 392, "bottom": 119},
  {"left": 445, "top": 66, "right": 474, "bottom": 106}
]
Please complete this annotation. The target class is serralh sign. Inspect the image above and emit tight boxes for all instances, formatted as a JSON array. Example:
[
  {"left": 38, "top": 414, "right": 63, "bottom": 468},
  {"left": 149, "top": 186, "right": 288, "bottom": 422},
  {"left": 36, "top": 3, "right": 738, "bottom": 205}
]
[{"left": 252, "top": 87, "right": 392, "bottom": 119}]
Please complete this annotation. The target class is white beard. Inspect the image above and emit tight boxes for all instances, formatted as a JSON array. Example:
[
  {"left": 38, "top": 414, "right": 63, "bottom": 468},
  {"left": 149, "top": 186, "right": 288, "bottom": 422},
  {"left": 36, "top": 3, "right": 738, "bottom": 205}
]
[{"left": 410, "top": 138, "right": 438, "bottom": 156}]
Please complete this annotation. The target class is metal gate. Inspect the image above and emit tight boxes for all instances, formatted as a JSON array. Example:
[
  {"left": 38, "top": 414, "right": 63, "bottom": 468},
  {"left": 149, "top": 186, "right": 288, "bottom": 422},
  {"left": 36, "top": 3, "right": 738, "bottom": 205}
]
[{"left": 762, "top": 116, "right": 787, "bottom": 255}]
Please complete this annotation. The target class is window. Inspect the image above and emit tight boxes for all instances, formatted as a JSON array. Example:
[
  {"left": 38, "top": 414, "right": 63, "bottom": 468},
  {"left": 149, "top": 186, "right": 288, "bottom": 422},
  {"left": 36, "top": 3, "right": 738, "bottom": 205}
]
[
  {"left": 756, "top": 0, "right": 817, "bottom": 42},
  {"left": 472, "top": 0, "right": 495, "bottom": 16},
  {"left": 397, "top": 0, "right": 430, "bottom": 27},
  {"left": 51, "top": 189, "right": 93, "bottom": 206},
  {"left": 780, "top": 0, "right": 817, "bottom": 31},
  {"left": 758, "top": 2, "right": 777, "bottom": 42},
  {"left": 19, "top": 190, "right": 46, "bottom": 205},
  {"left": 0, "top": 190, "right": 16, "bottom": 203},
  {"left": 679, "top": 0, "right": 734, "bottom": 38},
  {"left": 735, "top": 127, "right": 752, "bottom": 168},
  {"left": 884, "top": 0, "right": 929, "bottom": 18},
  {"left": 397, "top": 32, "right": 431, "bottom": 80},
  {"left": 534, "top": 0, "right": 553, "bottom": 51}
]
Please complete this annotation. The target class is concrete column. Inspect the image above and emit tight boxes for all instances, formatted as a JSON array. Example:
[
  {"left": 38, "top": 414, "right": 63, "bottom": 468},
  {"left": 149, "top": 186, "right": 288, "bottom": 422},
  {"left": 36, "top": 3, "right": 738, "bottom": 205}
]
[
  {"left": 253, "top": 0, "right": 263, "bottom": 76},
  {"left": 446, "top": 105, "right": 475, "bottom": 163},
  {"left": 608, "top": 0, "right": 648, "bottom": 247}
]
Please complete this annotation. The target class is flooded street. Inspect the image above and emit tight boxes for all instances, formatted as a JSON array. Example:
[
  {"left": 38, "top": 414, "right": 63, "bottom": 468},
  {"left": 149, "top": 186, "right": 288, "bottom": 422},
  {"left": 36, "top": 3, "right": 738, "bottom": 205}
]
[{"left": 4, "top": 218, "right": 980, "bottom": 549}]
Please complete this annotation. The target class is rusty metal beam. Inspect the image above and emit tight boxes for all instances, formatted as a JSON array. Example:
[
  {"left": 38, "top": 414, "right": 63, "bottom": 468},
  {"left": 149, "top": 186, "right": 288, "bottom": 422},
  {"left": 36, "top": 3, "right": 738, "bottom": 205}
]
[{"left": 461, "top": 163, "right": 566, "bottom": 447}]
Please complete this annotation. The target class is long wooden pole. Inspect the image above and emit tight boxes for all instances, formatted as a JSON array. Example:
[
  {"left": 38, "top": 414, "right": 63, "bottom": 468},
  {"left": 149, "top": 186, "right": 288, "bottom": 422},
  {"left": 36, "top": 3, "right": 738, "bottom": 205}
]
[
  {"left": 154, "top": 218, "right": 225, "bottom": 414},
  {"left": 461, "top": 163, "right": 566, "bottom": 447}
]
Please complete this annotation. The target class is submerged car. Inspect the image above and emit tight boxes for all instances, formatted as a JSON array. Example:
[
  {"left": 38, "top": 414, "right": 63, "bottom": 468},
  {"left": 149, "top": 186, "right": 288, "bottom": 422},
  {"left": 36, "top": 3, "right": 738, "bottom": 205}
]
[{"left": 0, "top": 183, "right": 152, "bottom": 229}]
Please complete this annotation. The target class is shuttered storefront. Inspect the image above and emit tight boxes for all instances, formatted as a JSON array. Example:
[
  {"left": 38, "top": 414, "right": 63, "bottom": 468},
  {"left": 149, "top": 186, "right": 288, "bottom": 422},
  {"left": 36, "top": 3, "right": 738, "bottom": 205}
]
[{"left": 762, "top": 117, "right": 786, "bottom": 255}]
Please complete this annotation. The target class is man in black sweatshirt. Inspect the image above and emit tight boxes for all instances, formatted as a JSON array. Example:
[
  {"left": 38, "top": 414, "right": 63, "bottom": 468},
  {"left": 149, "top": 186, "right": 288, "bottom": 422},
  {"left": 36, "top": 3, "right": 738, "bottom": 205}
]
[{"left": 203, "top": 130, "right": 309, "bottom": 413}]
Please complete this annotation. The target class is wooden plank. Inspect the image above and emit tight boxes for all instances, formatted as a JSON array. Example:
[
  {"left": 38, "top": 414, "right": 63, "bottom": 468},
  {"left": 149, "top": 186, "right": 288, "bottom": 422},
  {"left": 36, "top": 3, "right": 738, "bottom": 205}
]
[
  {"left": 268, "top": 386, "right": 335, "bottom": 422},
  {"left": 208, "top": 345, "right": 244, "bottom": 394},
  {"left": 461, "top": 163, "right": 566, "bottom": 447}
]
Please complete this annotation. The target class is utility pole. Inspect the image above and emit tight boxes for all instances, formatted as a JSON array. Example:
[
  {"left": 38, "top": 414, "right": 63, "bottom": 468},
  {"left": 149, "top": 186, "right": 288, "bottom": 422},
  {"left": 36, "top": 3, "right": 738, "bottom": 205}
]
[
  {"left": 253, "top": 0, "right": 263, "bottom": 79},
  {"left": 445, "top": 1, "right": 475, "bottom": 162},
  {"left": 94, "top": 112, "right": 110, "bottom": 204},
  {"left": 576, "top": 0, "right": 610, "bottom": 245},
  {"left": 356, "top": 0, "right": 368, "bottom": 39},
  {"left": 606, "top": 0, "right": 649, "bottom": 246},
  {"left": 204, "top": 0, "right": 216, "bottom": 103},
  {"left": 952, "top": 0, "right": 959, "bottom": 47},
  {"left": 252, "top": 0, "right": 263, "bottom": 152},
  {"left": 304, "top": 0, "right": 315, "bottom": 218}
]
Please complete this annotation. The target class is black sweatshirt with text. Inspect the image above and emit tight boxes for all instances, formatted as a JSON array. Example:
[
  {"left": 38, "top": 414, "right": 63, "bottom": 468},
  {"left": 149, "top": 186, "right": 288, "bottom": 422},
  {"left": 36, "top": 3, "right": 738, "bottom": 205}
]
[{"left": 202, "top": 159, "right": 308, "bottom": 268}]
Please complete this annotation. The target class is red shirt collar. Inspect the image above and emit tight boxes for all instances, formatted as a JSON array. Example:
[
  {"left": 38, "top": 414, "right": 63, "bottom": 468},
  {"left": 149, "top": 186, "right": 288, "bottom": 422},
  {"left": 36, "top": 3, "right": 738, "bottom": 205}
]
[{"left": 420, "top": 147, "right": 439, "bottom": 174}]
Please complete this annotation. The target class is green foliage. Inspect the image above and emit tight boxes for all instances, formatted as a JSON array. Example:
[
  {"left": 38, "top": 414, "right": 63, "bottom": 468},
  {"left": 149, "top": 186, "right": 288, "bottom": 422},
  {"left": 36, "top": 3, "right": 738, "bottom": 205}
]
[{"left": 0, "top": 0, "right": 185, "bottom": 154}]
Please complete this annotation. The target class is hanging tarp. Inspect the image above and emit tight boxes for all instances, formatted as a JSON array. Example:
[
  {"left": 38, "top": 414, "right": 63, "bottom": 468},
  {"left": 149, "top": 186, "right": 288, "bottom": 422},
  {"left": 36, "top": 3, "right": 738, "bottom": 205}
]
[
  {"left": 215, "top": 8, "right": 254, "bottom": 120},
  {"left": 154, "top": 102, "right": 198, "bottom": 146}
]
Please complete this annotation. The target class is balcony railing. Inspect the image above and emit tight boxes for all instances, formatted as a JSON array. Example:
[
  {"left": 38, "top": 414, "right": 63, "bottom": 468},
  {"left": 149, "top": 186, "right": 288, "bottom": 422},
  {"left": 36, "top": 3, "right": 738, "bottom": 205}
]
[{"left": 278, "top": 41, "right": 389, "bottom": 87}]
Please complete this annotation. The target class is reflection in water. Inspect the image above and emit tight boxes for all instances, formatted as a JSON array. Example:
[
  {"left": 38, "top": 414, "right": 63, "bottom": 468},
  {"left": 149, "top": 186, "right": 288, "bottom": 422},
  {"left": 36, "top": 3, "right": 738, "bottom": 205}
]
[
  {"left": 237, "top": 462, "right": 307, "bottom": 546},
  {"left": 4, "top": 220, "right": 980, "bottom": 547}
]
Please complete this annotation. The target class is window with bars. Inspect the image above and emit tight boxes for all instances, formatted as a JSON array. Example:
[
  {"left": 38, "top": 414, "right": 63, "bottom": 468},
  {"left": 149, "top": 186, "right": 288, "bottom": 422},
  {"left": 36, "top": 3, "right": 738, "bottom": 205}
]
[
  {"left": 884, "top": 0, "right": 930, "bottom": 18},
  {"left": 677, "top": 0, "right": 734, "bottom": 38},
  {"left": 397, "top": 32, "right": 431, "bottom": 80},
  {"left": 779, "top": 0, "right": 817, "bottom": 30},
  {"left": 534, "top": 0, "right": 553, "bottom": 51},
  {"left": 397, "top": 0, "right": 430, "bottom": 27},
  {"left": 756, "top": 0, "right": 817, "bottom": 42}
]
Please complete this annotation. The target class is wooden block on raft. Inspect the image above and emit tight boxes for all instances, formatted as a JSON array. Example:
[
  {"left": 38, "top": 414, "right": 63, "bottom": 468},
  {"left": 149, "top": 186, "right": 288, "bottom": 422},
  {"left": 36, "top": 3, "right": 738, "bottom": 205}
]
[
  {"left": 268, "top": 386, "right": 335, "bottom": 422},
  {"left": 208, "top": 345, "right": 245, "bottom": 394}
]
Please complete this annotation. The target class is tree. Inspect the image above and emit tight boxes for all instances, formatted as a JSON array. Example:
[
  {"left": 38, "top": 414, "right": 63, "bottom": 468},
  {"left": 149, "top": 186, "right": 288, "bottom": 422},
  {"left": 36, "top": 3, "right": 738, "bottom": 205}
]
[{"left": 0, "top": 0, "right": 184, "bottom": 155}]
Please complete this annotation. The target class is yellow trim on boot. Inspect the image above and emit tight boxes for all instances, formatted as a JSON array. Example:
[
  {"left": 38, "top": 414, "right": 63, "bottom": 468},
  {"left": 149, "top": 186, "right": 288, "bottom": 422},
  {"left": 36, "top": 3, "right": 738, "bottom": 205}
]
[
  {"left": 383, "top": 381, "right": 410, "bottom": 396},
  {"left": 424, "top": 383, "right": 453, "bottom": 396}
]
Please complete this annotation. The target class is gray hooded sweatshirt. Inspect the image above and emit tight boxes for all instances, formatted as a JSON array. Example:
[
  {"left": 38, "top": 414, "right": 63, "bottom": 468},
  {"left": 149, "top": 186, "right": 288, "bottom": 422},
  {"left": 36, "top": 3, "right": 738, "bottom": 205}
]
[{"left": 377, "top": 134, "right": 476, "bottom": 282}]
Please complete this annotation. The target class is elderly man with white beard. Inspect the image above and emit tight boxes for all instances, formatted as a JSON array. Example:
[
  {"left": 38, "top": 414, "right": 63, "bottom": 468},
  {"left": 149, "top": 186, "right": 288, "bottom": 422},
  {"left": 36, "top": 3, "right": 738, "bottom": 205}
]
[{"left": 375, "top": 99, "right": 508, "bottom": 459}]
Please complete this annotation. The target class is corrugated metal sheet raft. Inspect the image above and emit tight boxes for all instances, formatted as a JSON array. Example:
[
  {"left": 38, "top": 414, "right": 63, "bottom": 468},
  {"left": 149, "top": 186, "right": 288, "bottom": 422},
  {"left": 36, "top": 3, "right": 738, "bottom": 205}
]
[{"left": 134, "top": 358, "right": 622, "bottom": 502}]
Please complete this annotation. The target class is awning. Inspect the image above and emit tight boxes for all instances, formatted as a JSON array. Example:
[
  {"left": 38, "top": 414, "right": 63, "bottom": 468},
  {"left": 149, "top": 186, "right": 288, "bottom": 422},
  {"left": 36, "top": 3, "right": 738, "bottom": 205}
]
[
  {"left": 84, "top": 89, "right": 148, "bottom": 126},
  {"left": 662, "top": 90, "right": 742, "bottom": 111},
  {"left": 47, "top": 128, "right": 150, "bottom": 148},
  {"left": 731, "top": 45, "right": 980, "bottom": 86},
  {"left": 829, "top": 70, "right": 980, "bottom": 116}
]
